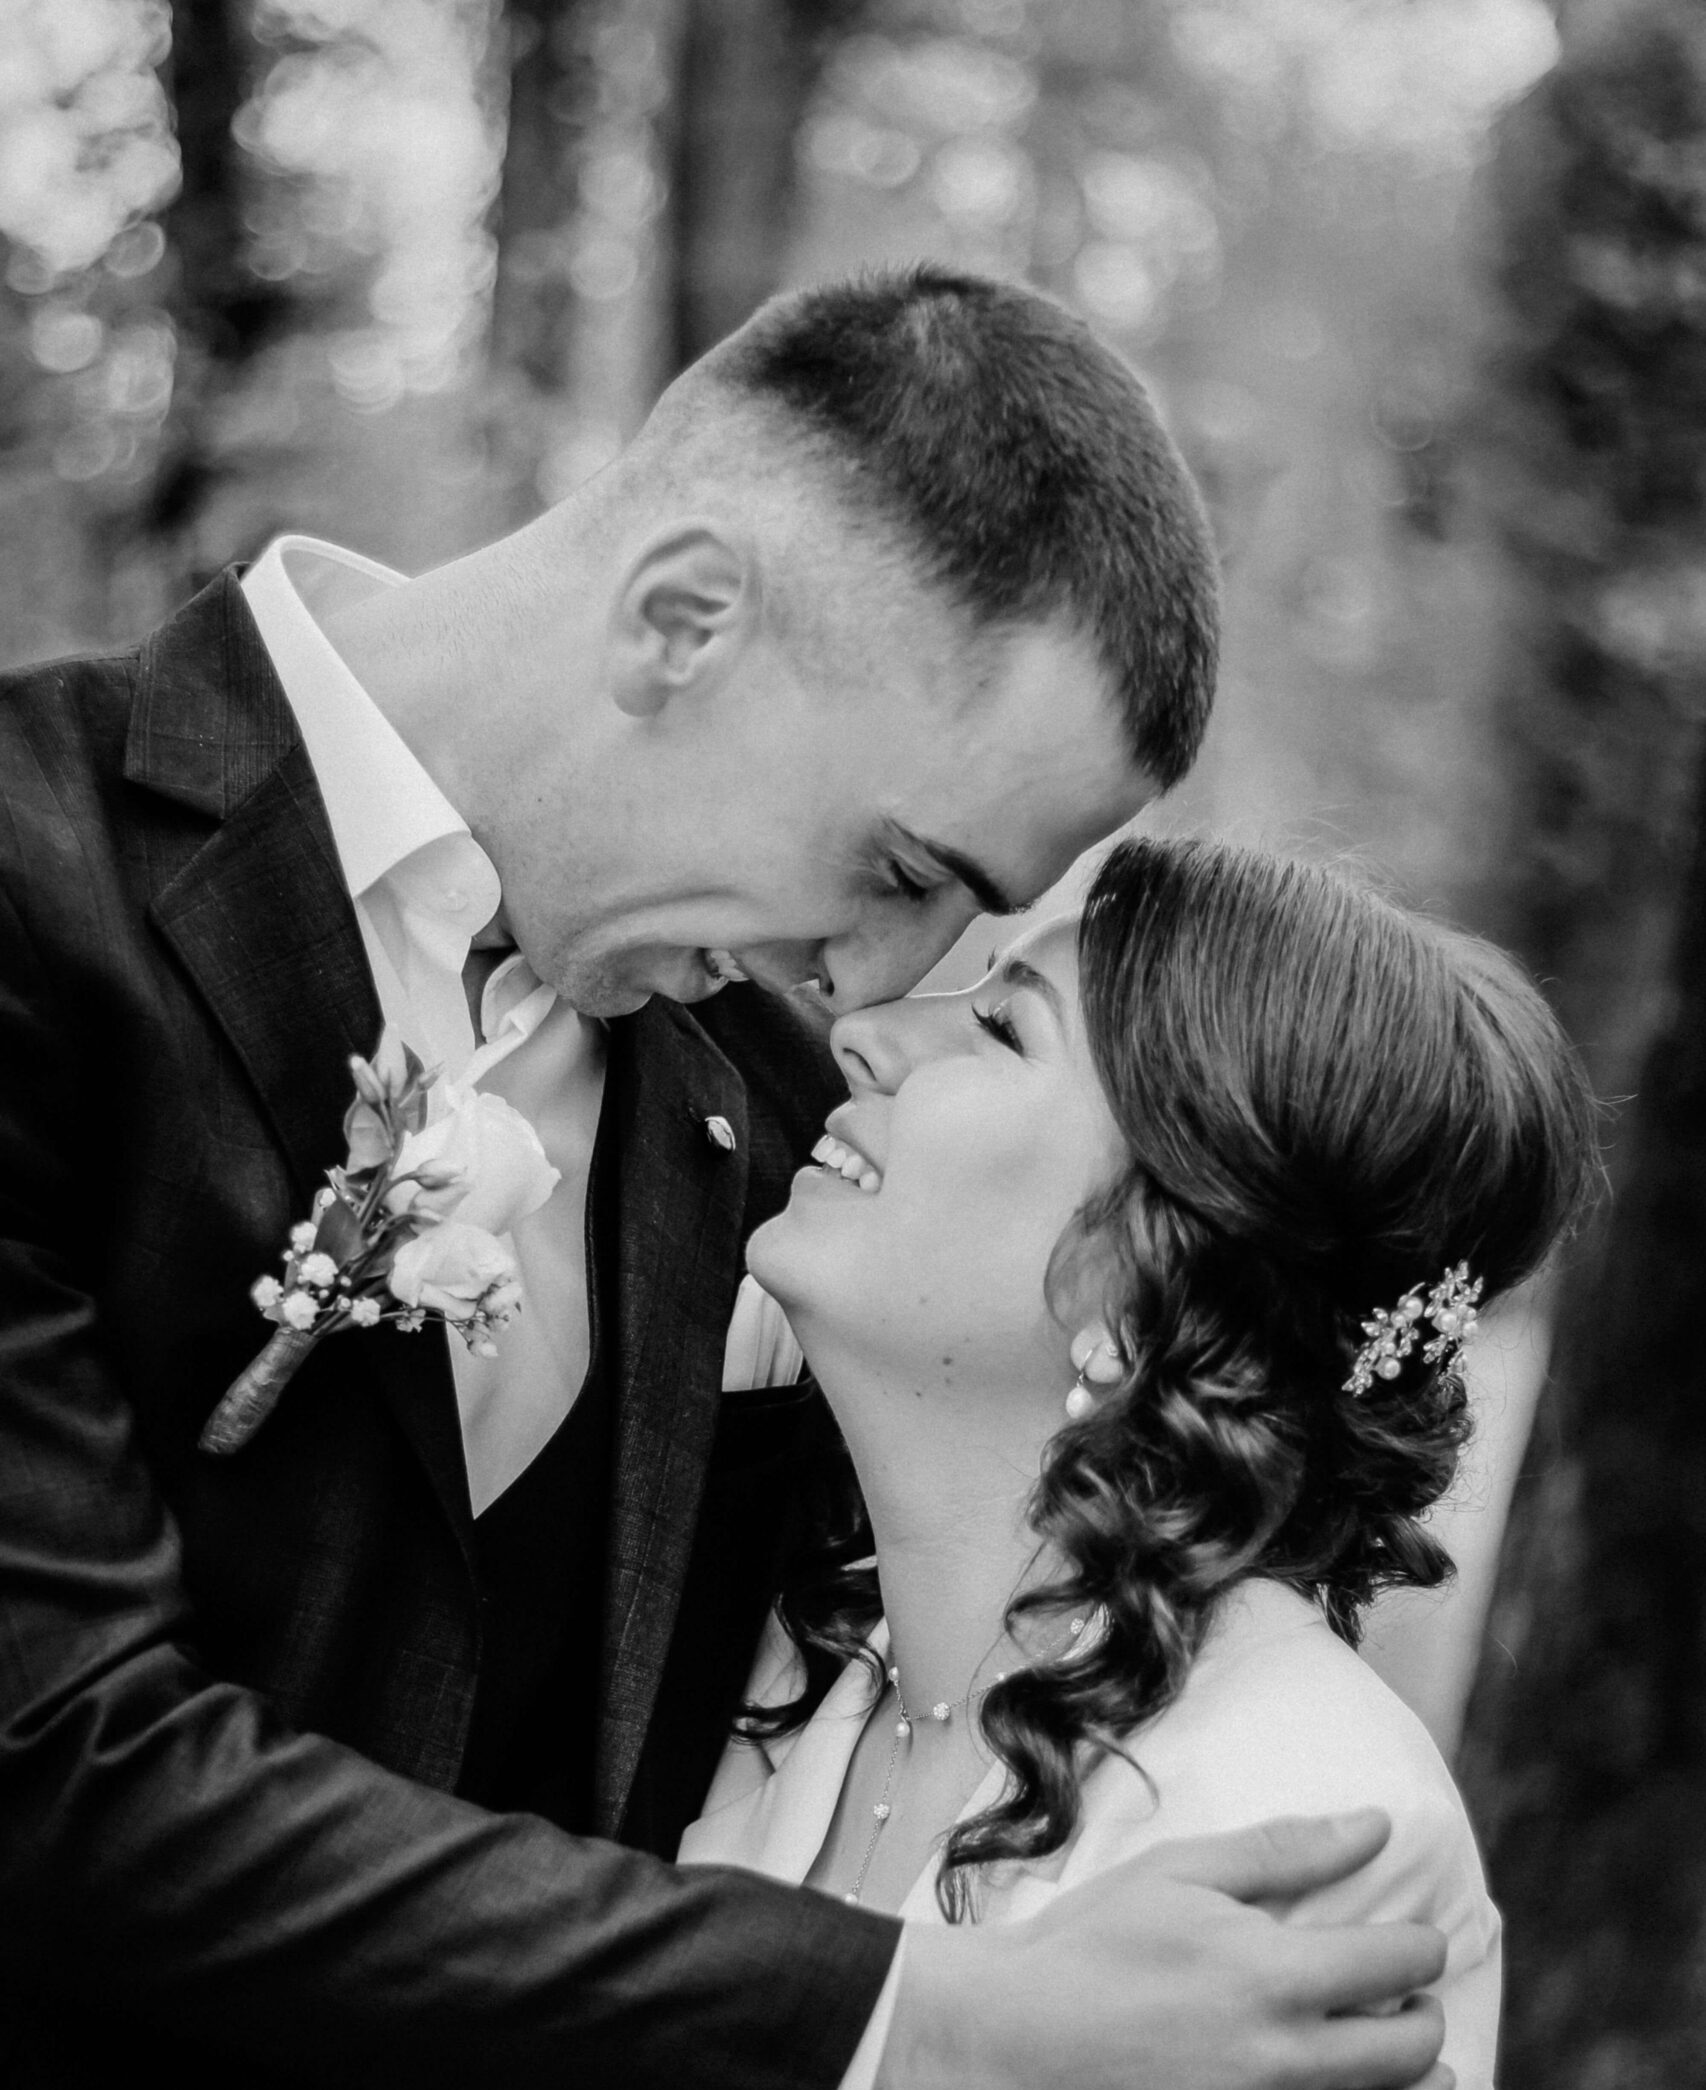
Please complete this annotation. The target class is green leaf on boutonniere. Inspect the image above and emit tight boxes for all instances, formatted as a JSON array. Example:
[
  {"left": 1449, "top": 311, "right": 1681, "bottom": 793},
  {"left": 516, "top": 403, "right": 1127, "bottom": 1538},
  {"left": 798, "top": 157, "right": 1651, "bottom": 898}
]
[{"left": 313, "top": 1191, "right": 365, "bottom": 1264}]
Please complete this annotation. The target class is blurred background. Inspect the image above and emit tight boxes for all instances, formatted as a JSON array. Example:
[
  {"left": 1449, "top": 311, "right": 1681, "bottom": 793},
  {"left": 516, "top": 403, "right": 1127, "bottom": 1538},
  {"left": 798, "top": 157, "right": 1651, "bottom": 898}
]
[{"left": 1, "top": 0, "right": 1703, "bottom": 2076}]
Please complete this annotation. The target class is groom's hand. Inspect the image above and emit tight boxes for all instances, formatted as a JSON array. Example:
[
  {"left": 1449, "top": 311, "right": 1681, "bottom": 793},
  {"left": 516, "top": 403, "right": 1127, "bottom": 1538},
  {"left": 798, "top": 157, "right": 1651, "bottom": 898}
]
[{"left": 876, "top": 1809, "right": 1450, "bottom": 2090}]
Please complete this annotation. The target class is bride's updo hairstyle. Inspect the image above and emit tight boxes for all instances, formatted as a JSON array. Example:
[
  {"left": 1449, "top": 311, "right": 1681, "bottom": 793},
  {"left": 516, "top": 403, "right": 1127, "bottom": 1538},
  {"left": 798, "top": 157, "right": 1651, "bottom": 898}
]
[{"left": 940, "top": 836, "right": 1596, "bottom": 1912}]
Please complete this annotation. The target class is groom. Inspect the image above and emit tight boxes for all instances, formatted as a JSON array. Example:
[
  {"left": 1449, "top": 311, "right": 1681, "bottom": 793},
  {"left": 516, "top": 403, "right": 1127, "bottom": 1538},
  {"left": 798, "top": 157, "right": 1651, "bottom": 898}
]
[{"left": 0, "top": 268, "right": 1448, "bottom": 2089}]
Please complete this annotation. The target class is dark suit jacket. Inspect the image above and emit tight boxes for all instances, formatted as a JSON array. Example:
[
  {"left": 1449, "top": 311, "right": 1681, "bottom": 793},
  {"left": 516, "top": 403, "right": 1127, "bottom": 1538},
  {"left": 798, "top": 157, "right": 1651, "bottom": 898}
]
[{"left": 0, "top": 573, "right": 895, "bottom": 2088}]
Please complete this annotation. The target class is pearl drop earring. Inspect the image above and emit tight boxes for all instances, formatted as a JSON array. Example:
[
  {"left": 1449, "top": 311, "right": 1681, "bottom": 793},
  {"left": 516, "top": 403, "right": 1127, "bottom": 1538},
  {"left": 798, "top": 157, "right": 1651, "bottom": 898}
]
[{"left": 1066, "top": 1330, "right": 1124, "bottom": 1420}]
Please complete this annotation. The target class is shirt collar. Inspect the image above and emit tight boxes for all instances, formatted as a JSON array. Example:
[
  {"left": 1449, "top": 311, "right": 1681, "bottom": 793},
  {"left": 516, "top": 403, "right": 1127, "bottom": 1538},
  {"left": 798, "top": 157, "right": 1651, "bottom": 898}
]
[{"left": 241, "top": 534, "right": 498, "bottom": 919}]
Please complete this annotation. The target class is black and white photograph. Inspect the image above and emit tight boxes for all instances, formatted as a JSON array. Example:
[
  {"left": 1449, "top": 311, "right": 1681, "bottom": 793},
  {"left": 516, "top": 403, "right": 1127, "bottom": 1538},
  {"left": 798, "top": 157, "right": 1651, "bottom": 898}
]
[{"left": 0, "top": 2, "right": 1696, "bottom": 2084}]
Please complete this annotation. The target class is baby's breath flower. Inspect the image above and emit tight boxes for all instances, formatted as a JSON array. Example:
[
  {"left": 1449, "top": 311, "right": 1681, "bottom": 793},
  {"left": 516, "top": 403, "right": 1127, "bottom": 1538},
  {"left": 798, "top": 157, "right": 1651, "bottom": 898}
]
[
  {"left": 483, "top": 1277, "right": 523, "bottom": 1321},
  {"left": 251, "top": 1274, "right": 283, "bottom": 1312},
  {"left": 289, "top": 1221, "right": 318, "bottom": 1255},
  {"left": 279, "top": 1290, "right": 319, "bottom": 1332},
  {"left": 298, "top": 1251, "right": 338, "bottom": 1289},
  {"left": 348, "top": 1297, "right": 382, "bottom": 1328}
]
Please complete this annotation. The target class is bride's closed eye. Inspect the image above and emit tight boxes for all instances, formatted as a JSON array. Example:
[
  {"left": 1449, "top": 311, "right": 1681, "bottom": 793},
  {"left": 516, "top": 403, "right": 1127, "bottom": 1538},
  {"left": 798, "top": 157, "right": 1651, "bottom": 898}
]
[{"left": 973, "top": 1000, "right": 1022, "bottom": 1052}]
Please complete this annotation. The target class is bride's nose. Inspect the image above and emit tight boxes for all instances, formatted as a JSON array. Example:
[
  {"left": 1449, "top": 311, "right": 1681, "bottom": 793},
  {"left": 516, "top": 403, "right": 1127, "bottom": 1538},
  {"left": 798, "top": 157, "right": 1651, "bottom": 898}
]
[{"left": 830, "top": 993, "right": 955, "bottom": 1095}]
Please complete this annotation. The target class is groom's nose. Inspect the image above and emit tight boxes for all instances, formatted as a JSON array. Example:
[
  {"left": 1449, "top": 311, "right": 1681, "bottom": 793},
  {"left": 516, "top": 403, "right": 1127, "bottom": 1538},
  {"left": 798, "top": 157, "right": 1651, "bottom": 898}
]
[
  {"left": 816, "top": 904, "right": 980, "bottom": 1014},
  {"left": 830, "top": 990, "right": 958, "bottom": 1096},
  {"left": 738, "top": 920, "right": 963, "bottom": 1017}
]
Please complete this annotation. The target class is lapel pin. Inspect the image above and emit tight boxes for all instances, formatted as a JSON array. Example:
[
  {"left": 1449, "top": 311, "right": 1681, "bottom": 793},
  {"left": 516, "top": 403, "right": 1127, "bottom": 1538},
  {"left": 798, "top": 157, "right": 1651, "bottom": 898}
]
[{"left": 703, "top": 1113, "right": 737, "bottom": 1153}]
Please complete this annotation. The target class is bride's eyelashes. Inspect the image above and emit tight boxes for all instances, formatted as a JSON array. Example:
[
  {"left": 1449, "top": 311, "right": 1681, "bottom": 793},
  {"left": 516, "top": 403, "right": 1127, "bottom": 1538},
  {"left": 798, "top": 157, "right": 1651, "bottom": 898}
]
[{"left": 973, "top": 1000, "right": 1022, "bottom": 1052}]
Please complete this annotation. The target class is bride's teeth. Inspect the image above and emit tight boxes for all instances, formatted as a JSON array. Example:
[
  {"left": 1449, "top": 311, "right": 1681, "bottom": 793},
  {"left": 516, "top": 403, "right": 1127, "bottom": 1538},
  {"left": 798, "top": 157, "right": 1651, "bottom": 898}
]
[
  {"left": 812, "top": 1129, "right": 880, "bottom": 1187},
  {"left": 707, "top": 949, "right": 749, "bottom": 982}
]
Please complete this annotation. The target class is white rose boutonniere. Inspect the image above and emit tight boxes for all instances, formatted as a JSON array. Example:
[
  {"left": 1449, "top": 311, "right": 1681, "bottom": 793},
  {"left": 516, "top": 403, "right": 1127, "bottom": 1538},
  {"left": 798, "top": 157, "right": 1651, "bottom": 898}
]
[
  {"left": 200, "top": 1034, "right": 561, "bottom": 1456},
  {"left": 389, "top": 1223, "right": 525, "bottom": 1325},
  {"left": 387, "top": 1084, "right": 558, "bottom": 1236}
]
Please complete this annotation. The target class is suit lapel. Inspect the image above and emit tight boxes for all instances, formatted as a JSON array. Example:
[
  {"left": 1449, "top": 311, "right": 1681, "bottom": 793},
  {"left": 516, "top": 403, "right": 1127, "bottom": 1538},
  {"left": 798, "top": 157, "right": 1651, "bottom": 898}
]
[
  {"left": 131, "top": 571, "right": 472, "bottom": 1548},
  {"left": 150, "top": 745, "right": 381, "bottom": 1199},
  {"left": 596, "top": 997, "right": 751, "bottom": 1835}
]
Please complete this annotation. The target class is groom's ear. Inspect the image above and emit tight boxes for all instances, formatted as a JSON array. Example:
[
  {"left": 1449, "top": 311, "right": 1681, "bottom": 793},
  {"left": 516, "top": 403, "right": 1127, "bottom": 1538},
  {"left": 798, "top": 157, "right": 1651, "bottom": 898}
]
[{"left": 608, "top": 523, "right": 757, "bottom": 718}]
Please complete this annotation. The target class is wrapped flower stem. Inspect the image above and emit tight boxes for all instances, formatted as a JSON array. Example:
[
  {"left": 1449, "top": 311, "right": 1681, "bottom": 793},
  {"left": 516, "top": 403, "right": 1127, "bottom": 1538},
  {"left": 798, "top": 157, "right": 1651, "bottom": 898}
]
[{"left": 198, "top": 1326, "right": 323, "bottom": 1454}]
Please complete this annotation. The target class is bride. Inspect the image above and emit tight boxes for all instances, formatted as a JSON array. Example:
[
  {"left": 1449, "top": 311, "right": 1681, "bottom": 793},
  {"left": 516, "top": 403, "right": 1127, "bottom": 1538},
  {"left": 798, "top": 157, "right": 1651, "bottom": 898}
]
[{"left": 680, "top": 836, "right": 1595, "bottom": 2089}]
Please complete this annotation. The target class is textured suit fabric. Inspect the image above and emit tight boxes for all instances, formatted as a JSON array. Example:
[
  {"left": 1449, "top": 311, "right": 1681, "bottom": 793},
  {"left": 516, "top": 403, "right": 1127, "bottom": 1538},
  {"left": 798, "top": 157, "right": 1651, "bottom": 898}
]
[{"left": 0, "top": 572, "right": 896, "bottom": 2088}]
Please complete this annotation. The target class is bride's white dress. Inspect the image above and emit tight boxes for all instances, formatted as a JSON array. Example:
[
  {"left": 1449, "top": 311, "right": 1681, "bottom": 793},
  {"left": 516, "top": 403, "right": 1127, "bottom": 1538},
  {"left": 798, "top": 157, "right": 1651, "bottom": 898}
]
[{"left": 680, "top": 1576, "right": 1500, "bottom": 2089}]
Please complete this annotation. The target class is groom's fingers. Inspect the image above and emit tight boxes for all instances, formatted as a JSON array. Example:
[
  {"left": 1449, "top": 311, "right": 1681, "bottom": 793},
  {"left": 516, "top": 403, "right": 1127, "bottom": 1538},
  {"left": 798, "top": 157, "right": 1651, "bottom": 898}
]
[
  {"left": 1281, "top": 1920, "right": 1451, "bottom": 2015},
  {"left": 1301, "top": 1996, "right": 1449, "bottom": 2090},
  {"left": 1130, "top": 1807, "right": 1395, "bottom": 1903}
]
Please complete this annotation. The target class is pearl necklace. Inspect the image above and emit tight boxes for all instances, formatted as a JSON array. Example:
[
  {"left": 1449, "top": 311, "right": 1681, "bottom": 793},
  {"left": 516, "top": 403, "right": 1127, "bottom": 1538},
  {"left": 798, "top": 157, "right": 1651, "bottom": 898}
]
[
  {"left": 841, "top": 1663, "right": 999, "bottom": 1907},
  {"left": 840, "top": 1616, "right": 1088, "bottom": 1909}
]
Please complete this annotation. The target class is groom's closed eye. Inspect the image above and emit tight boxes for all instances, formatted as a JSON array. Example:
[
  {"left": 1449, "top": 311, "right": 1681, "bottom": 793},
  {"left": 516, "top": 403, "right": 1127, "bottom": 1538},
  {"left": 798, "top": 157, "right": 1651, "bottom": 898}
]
[
  {"left": 880, "top": 858, "right": 935, "bottom": 904},
  {"left": 878, "top": 819, "right": 1024, "bottom": 917}
]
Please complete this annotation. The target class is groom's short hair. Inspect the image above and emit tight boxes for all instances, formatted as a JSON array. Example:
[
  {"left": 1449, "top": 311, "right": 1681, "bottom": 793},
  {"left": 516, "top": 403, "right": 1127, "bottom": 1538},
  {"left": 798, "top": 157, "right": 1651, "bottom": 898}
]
[{"left": 705, "top": 266, "right": 1219, "bottom": 792}]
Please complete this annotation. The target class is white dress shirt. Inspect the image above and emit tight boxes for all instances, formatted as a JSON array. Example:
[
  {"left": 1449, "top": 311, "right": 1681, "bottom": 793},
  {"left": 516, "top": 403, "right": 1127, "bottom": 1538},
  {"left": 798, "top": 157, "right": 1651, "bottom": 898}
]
[{"left": 243, "top": 537, "right": 897, "bottom": 2083}]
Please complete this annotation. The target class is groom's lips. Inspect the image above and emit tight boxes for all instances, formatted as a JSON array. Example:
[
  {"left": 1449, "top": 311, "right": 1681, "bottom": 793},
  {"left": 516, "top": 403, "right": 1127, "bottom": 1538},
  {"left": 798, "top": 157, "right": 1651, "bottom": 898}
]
[{"left": 647, "top": 949, "right": 734, "bottom": 1004}]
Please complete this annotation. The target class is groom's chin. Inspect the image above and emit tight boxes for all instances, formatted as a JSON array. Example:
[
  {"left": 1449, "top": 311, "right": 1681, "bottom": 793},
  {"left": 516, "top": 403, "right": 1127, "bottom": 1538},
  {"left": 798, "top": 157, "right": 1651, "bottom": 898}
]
[{"left": 557, "top": 943, "right": 771, "bottom": 1016}]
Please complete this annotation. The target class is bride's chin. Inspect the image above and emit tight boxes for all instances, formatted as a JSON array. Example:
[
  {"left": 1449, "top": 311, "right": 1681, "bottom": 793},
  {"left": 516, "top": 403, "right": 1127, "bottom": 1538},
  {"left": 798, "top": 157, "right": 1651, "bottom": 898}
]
[{"left": 743, "top": 1209, "right": 802, "bottom": 1301}]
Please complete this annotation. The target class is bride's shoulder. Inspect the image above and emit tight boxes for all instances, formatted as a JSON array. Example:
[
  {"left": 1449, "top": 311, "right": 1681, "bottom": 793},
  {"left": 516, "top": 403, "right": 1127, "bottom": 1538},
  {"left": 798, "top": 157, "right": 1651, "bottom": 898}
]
[
  {"left": 1145, "top": 1577, "right": 1451, "bottom": 1785},
  {"left": 1070, "top": 1579, "right": 1489, "bottom": 1927}
]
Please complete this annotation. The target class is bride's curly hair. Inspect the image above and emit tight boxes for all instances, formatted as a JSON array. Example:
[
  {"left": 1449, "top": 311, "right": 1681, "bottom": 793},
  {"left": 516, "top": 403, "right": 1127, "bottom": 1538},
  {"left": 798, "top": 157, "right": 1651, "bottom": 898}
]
[{"left": 743, "top": 837, "right": 1598, "bottom": 1918}]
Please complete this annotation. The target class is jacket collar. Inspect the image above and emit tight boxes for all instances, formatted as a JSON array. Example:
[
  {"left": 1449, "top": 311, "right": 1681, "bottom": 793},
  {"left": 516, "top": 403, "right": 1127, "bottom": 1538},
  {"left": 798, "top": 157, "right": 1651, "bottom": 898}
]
[{"left": 126, "top": 564, "right": 303, "bottom": 817}]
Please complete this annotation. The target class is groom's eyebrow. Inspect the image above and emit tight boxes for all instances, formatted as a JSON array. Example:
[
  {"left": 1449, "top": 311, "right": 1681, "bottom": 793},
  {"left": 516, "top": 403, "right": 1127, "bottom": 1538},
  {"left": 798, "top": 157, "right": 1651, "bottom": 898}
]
[{"left": 886, "top": 821, "right": 1022, "bottom": 916}]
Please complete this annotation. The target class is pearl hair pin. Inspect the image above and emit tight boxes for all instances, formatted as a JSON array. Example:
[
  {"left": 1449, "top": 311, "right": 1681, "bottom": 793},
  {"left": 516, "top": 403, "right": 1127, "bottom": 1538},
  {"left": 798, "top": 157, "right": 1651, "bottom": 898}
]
[{"left": 1344, "top": 1262, "right": 1482, "bottom": 1396}]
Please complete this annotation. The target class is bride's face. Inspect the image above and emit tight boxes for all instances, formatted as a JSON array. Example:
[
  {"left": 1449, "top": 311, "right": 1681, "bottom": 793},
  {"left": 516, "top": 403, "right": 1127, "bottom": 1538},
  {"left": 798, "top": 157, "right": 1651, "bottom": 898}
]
[{"left": 747, "top": 916, "right": 1126, "bottom": 1395}]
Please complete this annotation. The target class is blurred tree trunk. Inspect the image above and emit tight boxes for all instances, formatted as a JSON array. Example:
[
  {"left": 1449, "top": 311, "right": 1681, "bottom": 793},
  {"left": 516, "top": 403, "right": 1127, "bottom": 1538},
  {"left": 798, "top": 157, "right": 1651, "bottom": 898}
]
[
  {"left": 161, "top": 0, "right": 256, "bottom": 375},
  {"left": 664, "top": 0, "right": 861, "bottom": 372},
  {"left": 1464, "top": 1, "right": 1706, "bottom": 1103},
  {"left": 1462, "top": 746, "right": 1706, "bottom": 2086},
  {"left": 492, "top": 0, "right": 592, "bottom": 397},
  {"left": 139, "top": 0, "right": 287, "bottom": 581},
  {"left": 1458, "top": 5, "right": 1706, "bottom": 2081}
]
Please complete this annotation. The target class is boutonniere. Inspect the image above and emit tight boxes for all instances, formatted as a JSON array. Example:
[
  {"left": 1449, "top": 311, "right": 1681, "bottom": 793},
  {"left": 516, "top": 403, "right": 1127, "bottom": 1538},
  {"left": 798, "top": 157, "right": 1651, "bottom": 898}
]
[{"left": 200, "top": 1033, "right": 561, "bottom": 1455}]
